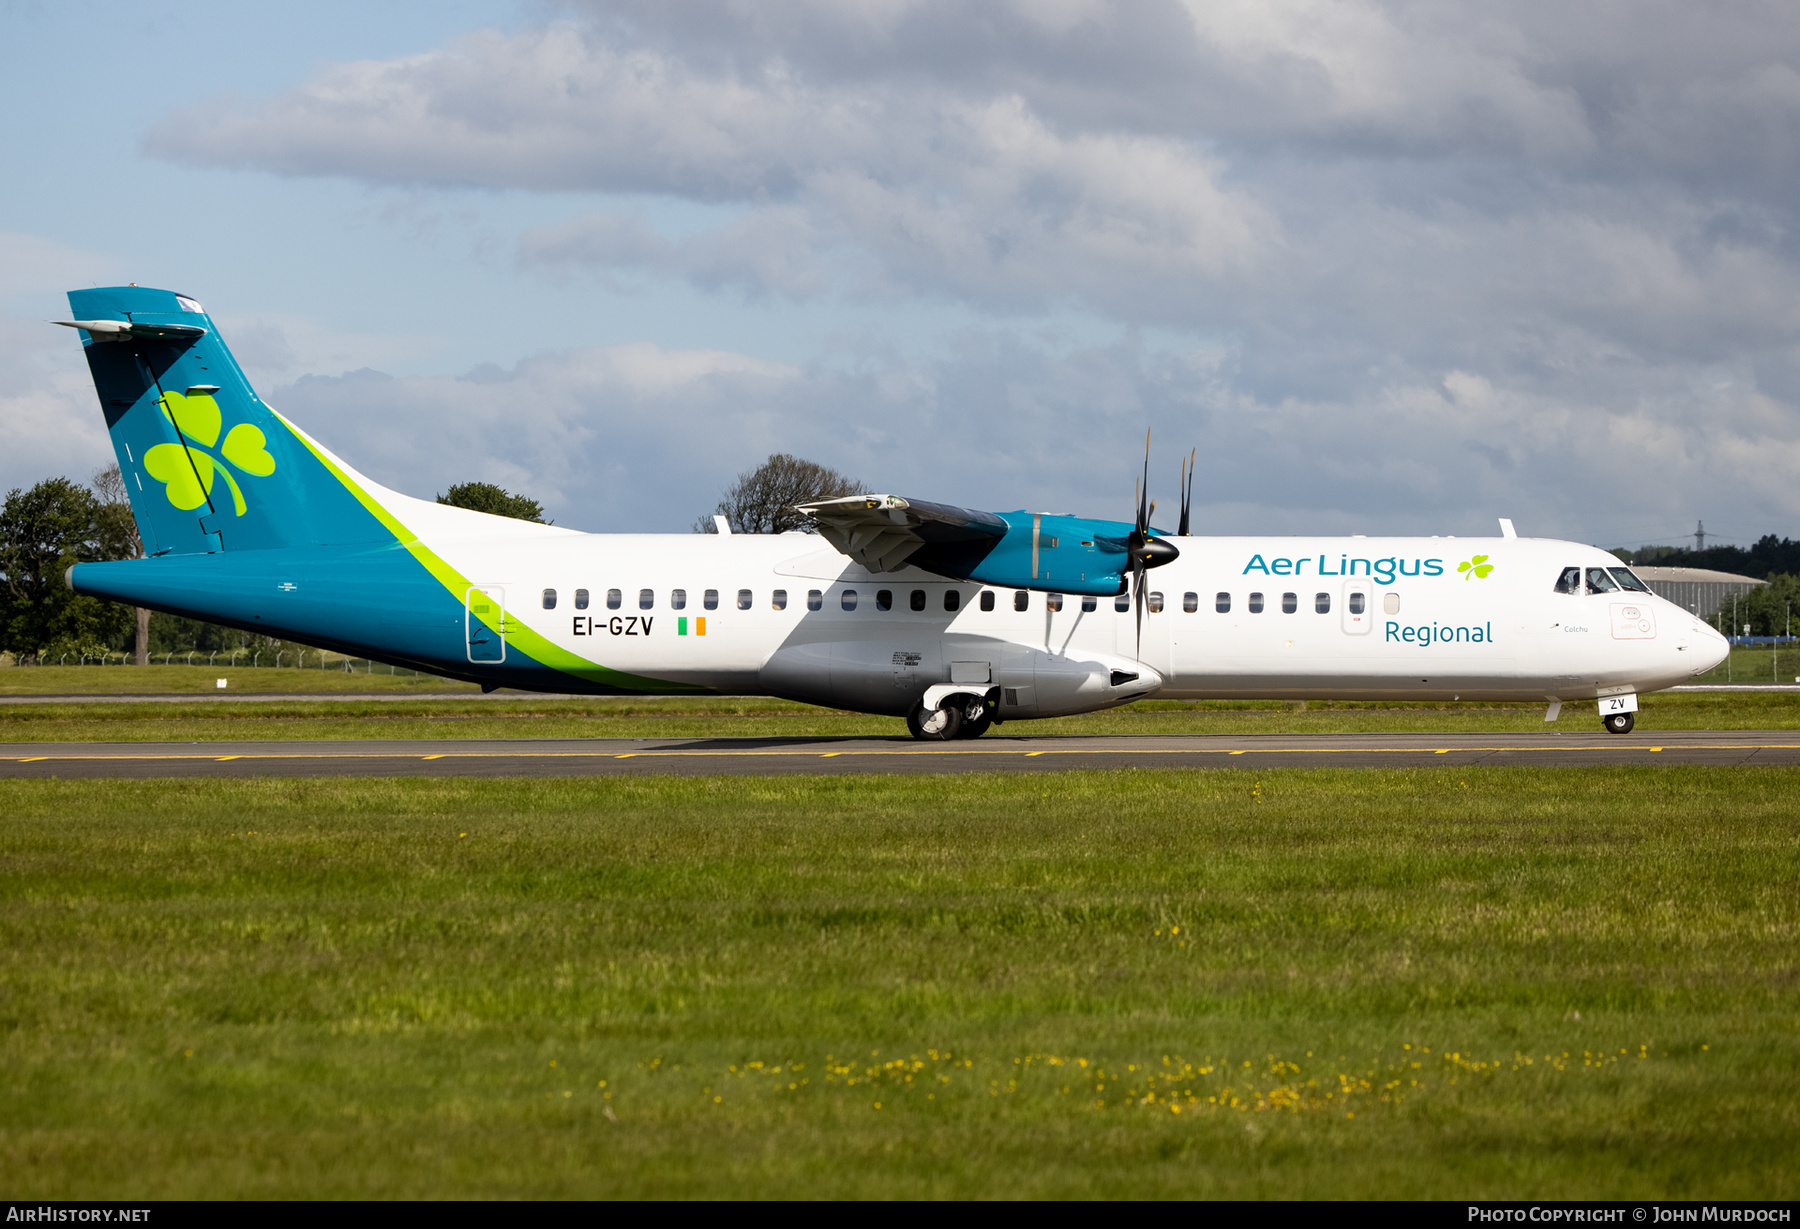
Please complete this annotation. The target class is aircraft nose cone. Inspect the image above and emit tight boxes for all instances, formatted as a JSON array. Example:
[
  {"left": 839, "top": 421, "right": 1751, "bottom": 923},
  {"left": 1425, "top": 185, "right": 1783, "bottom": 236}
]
[
  {"left": 1693, "top": 622, "right": 1730, "bottom": 673},
  {"left": 1140, "top": 537, "right": 1180, "bottom": 568}
]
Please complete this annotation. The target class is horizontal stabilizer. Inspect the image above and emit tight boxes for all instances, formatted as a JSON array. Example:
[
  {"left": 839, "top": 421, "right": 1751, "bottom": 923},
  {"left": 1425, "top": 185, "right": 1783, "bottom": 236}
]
[{"left": 55, "top": 319, "right": 207, "bottom": 342}]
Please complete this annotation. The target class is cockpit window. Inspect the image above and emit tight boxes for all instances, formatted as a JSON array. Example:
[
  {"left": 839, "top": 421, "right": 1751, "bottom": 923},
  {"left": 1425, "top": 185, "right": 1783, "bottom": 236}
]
[
  {"left": 1586, "top": 567, "right": 1621, "bottom": 594},
  {"left": 1608, "top": 567, "right": 1651, "bottom": 594},
  {"left": 1554, "top": 567, "right": 1582, "bottom": 594}
]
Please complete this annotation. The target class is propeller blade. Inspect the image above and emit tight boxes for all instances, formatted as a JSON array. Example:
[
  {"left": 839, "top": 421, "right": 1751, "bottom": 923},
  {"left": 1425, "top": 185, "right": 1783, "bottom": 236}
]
[
  {"left": 1178, "top": 448, "right": 1194, "bottom": 536},
  {"left": 1133, "top": 555, "right": 1146, "bottom": 657},
  {"left": 1138, "top": 429, "right": 1151, "bottom": 535}
]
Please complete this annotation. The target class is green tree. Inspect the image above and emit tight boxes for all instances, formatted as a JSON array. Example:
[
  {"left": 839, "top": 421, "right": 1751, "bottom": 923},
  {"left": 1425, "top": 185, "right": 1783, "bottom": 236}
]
[
  {"left": 0, "top": 478, "right": 132, "bottom": 663},
  {"left": 92, "top": 463, "right": 151, "bottom": 664},
  {"left": 1740, "top": 573, "right": 1800, "bottom": 638},
  {"left": 436, "top": 482, "right": 550, "bottom": 524},
  {"left": 697, "top": 454, "right": 863, "bottom": 534}
]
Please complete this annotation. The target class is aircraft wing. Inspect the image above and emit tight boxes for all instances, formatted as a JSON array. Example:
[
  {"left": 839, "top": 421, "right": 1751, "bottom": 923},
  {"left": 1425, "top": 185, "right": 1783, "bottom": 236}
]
[{"left": 795, "top": 495, "right": 1007, "bottom": 574}]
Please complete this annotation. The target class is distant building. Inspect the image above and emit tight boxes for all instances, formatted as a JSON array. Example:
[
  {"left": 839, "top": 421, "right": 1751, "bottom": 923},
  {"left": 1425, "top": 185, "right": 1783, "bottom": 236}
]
[{"left": 1631, "top": 566, "right": 1766, "bottom": 620}]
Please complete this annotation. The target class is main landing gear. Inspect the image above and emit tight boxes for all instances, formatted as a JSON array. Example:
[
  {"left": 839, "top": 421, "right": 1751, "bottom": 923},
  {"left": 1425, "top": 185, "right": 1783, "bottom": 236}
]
[
  {"left": 1603, "top": 712, "right": 1635, "bottom": 735},
  {"left": 906, "top": 695, "right": 995, "bottom": 741}
]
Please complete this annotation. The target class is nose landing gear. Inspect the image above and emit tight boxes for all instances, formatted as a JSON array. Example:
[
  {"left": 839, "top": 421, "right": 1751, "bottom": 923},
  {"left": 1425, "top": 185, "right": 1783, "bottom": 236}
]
[
  {"left": 906, "top": 694, "right": 997, "bottom": 741},
  {"left": 1603, "top": 712, "right": 1635, "bottom": 735}
]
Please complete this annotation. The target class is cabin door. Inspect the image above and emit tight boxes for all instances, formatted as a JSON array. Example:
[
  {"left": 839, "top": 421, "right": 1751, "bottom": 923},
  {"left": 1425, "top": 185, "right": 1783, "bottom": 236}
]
[{"left": 466, "top": 585, "right": 507, "bottom": 663}]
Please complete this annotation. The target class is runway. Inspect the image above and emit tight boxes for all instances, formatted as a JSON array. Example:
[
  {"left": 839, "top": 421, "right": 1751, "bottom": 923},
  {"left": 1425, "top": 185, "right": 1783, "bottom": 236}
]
[{"left": 2, "top": 729, "right": 1798, "bottom": 778}]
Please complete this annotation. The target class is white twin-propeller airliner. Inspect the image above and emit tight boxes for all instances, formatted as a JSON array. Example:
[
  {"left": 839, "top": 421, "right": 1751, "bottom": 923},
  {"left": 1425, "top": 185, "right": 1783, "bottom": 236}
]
[{"left": 58, "top": 286, "right": 1729, "bottom": 737}]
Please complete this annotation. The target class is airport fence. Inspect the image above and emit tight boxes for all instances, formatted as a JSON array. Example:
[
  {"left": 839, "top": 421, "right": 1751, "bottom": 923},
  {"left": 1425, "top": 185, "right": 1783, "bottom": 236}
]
[{"left": 0, "top": 650, "right": 428, "bottom": 676}]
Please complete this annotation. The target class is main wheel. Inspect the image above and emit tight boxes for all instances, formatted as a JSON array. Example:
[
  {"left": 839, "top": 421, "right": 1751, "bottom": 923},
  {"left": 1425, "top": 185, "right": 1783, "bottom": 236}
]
[
  {"left": 1603, "top": 712, "right": 1635, "bottom": 735},
  {"left": 954, "top": 696, "right": 994, "bottom": 739},
  {"left": 906, "top": 701, "right": 963, "bottom": 741}
]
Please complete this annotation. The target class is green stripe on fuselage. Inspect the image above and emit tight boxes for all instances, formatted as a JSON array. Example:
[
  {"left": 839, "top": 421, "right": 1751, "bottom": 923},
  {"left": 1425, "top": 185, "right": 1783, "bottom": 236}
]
[{"left": 275, "top": 412, "right": 702, "bottom": 693}]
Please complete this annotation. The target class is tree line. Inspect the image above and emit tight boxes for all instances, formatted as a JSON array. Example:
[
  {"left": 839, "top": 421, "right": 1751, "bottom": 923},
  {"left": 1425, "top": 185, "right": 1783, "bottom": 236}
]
[
  {"left": 0, "top": 474, "right": 556, "bottom": 665},
  {"left": 1614, "top": 534, "right": 1800, "bottom": 580}
]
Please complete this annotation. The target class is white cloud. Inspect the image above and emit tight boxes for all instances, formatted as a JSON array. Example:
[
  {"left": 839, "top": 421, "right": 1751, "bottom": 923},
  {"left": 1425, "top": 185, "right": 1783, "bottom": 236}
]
[
  {"left": 0, "top": 314, "right": 116, "bottom": 497},
  {"left": 129, "top": 1, "right": 1800, "bottom": 545},
  {"left": 253, "top": 330, "right": 1800, "bottom": 547}
]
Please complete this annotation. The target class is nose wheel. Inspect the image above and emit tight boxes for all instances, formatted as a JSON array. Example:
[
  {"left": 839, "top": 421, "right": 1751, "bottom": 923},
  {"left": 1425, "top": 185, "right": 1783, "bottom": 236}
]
[
  {"left": 955, "top": 696, "right": 995, "bottom": 740},
  {"left": 1603, "top": 712, "right": 1635, "bottom": 735},
  {"left": 906, "top": 700, "right": 962, "bottom": 741}
]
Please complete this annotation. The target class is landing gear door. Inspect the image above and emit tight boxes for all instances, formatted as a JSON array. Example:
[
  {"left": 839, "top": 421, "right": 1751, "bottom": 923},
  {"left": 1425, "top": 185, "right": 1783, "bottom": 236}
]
[
  {"left": 466, "top": 585, "right": 506, "bottom": 663},
  {"left": 1342, "top": 578, "right": 1373, "bottom": 635}
]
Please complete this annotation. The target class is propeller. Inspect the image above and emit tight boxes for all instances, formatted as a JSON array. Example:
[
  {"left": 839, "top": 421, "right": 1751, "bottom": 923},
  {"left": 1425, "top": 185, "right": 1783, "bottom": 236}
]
[
  {"left": 1177, "top": 447, "right": 1195, "bottom": 536},
  {"left": 1125, "top": 430, "right": 1181, "bottom": 657}
]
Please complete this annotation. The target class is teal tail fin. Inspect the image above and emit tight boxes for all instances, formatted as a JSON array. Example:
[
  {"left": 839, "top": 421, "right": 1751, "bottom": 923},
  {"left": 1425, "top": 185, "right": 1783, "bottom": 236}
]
[{"left": 64, "top": 286, "right": 389, "bottom": 555}]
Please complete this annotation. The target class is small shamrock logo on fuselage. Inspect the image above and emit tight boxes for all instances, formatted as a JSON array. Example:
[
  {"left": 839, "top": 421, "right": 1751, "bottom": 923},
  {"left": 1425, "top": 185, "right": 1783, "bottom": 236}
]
[
  {"left": 1457, "top": 554, "right": 1494, "bottom": 579},
  {"left": 143, "top": 390, "right": 276, "bottom": 516}
]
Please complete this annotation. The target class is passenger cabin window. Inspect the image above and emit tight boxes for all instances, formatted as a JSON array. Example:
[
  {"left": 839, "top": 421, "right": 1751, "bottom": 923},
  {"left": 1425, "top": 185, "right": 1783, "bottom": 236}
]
[
  {"left": 807, "top": 590, "right": 822, "bottom": 611},
  {"left": 772, "top": 589, "right": 787, "bottom": 611},
  {"left": 1608, "top": 567, "right": 1652, "bottom": 594},
  {"left": 1047, "top": 593, "right": 1063, "bottom": 612},
  {"left": 1349, "top": 591, "right": 1366, "bottom": 615},
  {"left": 670, "top": 589, "right": 686, "bottom": 610},
  {"left": 842, "top": 589, "right": 857, "bottom": 611},
  {"left": 1248, "top": 592, "right": 1264, "bottom": 614},
  {"left": 575, "top": 589, "right": 590, "bottom": 610},
  {"left": 1148, "top": 592, "right": 1163, "bottom": 614},
  {"left": 639, "top": 589, "right": 654, "bottom": 610},
  {"left": 910, "top": 590, "right": 926, "bottom": 611},
  {"left": 1014, "top": 590, "right": 1029, "bottom": 612},
  {"left": 1554, "top": 567, "right": 1582, "bottom": 594},
  {"left": 945, "top": 590, "right": 961, "bottom": 612},
  {"left": 1384, "top": 592, "right": 1401, "bottom": 615},
  {"left": 1215, "top": 592, "right": 1231, "bottom": 613},
  {"left": 737, "top": 589, "right": 753, "bottom": 610},
  {"left": 876, "top": 589, "right": 893, "bottom": 611},
  {"left": 980, "top": 591, "right": 995, "bottom": 612},
  {"left": 542, "top": 588, "right": 557, "bottom": 610},
  {"left": 1282, "top": 592, "right": 1297, "bottom": 614},
  {"left": 704, "top": 589, "right": 719, "bottom": 610},
  {"left": 1182, "top": 592, "right": 1197, "bottom": 613},
  {"left": 1586, "top": 568, "right": 1620, "bottom": 594},
  {"left": 1084, "top": 595, "right": 1098, "bottom": 613},
  {"left": 1315, "top": 592, "right": 1331, "bottom": 614},
  {"left": 1115, "top": 594, "right": 1130, "bottom": 613},
  {"left": 606, "top": 588, "right": 622, "bottom": 610}
]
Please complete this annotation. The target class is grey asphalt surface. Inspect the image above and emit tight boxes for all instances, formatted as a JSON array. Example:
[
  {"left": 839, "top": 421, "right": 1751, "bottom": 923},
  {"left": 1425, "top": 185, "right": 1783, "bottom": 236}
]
[
  {"left": 2, "top": 729, "right": 1797, "bottom": 778},
  {"left": 0, "top": 683, "right": 1794, "bottom": 705}
]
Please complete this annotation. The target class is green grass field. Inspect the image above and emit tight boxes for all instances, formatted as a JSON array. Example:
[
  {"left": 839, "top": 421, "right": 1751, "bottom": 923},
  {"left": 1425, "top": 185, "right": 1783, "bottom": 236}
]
[
  {"left": 2, "top": 768, "right": 1795, "bottom": 1198},
  {"left": 0, "top": 688, "right": 1795, "bottom": 743}
]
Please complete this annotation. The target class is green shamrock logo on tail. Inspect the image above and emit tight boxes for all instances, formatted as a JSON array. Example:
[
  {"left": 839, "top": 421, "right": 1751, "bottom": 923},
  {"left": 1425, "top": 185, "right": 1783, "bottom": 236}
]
[
  {"left": 144, "top": 390, "right": 276, "bottom": 516},
  {"left": 1457, "top": 554, "right": 1494, "bottom": 580}
]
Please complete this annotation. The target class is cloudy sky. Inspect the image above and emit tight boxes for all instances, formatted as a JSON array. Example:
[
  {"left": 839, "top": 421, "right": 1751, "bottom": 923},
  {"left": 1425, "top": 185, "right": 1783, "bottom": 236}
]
[{"left": 4, "top": 0, "right": 1799, "bottom": 547}]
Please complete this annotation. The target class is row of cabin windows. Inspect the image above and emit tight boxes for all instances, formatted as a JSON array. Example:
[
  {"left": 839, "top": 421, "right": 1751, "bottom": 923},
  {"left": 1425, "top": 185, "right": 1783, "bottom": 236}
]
[
  {"left": 1209, "top": 591, "right": 1338, "bottom": 615},
  {"left": 1554, "top": 566, "right": 1652, "bottom": 596},
  {"left": 539, "top": 587, "right": 1405, "bottom": 616},
  {"left": 1203, "top": 590, "right": 1398, "bottom": 616},
  {"left": 538, "top": 587, "right": 1146, "bottom": 613}
]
